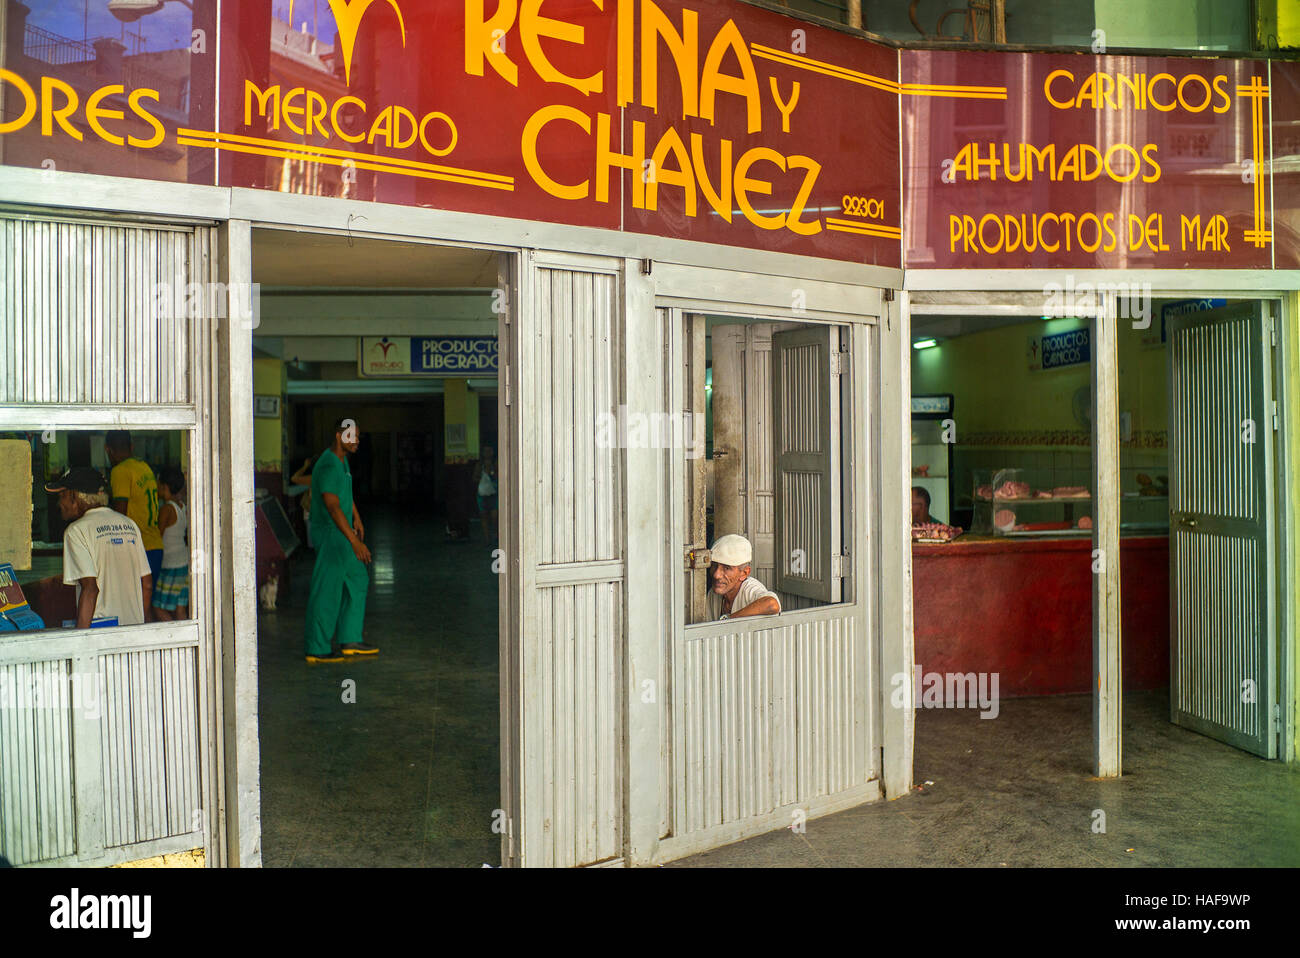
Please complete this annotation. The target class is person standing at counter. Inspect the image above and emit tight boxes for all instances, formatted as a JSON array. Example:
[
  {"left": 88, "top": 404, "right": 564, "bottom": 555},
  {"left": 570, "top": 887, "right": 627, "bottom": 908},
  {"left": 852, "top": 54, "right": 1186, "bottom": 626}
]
[
  {"left": 710, "top": 534, "right": 781, "bottom": 619},
  {"left": 912, "top": 486, "right": 937, "bottom": 526},
  {"left": 47, "top": 468, "right": 152, "bottom": 628}
]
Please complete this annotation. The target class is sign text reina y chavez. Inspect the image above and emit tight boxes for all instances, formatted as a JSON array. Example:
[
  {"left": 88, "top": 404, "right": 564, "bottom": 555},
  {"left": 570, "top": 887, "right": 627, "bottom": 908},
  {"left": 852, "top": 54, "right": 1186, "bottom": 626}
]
[{"left": 242, "top": 1, "right": 827, "bottom": 237}]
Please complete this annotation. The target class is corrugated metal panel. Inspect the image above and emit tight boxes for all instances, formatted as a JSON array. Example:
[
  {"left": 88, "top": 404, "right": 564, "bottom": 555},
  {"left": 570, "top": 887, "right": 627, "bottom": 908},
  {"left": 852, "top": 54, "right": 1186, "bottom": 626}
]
[
  {"left": 0, "top": 659, "right": 76, "bottom": 865},
  {"left": 1173, "top": 531, "right": 1261, "bottom": 737},
  {"left": 676, "top": 612, "right": 869, "bottom": 837},
  {"left": 99, "top": 647, "right": 201, "bottom": 848},
  {"left": 536, "top": 582, "right": 624, "bottom": 866},
  {"left": 522, "top": 264, "right": 625, "bottom": 867},
  {"left": 0, "top": 216, "right": 191, "bottom": 404},
  {"left": 535, "top": 267, "right": 622, "bottom": 565}
]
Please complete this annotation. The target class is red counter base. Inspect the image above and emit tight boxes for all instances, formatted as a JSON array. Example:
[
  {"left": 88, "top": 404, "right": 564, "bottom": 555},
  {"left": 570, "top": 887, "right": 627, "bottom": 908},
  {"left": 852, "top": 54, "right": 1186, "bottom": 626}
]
[{"left": 912, "top": 535, "right": 1169, "bottom": 698}]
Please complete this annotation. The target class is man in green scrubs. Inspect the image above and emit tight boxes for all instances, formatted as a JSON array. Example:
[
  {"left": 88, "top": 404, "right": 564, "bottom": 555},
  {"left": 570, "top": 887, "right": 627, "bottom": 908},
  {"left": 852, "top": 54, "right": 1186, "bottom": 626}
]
[{"left": 304, "top": 418, "right": 378, "bottom": 662}]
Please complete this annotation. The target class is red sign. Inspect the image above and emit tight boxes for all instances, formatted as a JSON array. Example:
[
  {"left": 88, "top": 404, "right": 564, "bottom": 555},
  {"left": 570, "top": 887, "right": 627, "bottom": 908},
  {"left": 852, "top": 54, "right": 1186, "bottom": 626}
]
[
  {"left": 215, "top": 0, "right": 901, "bottom": 266},
  {"left": 0, "top": 2, "right": 901, "bottom": 266},
  {"left": 903, "top": 50, "right": 1290, "bottom": 269}
]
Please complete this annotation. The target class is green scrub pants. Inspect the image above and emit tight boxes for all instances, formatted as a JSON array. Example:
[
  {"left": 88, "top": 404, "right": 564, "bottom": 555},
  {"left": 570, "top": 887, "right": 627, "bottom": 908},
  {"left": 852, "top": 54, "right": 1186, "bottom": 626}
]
[{"left": 304, "top": 531, "right": 369, "bottom": 654}]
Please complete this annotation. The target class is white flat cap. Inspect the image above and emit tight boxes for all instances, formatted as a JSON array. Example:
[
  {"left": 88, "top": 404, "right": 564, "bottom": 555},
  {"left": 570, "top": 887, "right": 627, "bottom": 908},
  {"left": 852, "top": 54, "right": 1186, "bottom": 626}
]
[{"left": 711, "top": 534, "right": 752, "bottom": 566}]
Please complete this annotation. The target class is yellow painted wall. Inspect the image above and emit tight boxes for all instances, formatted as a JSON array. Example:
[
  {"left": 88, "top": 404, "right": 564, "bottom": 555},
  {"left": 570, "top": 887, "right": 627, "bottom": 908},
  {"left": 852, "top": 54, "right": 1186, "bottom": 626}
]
[
  {"left": 1279, "top": 0, "right": 1300, "bottom": 46},
  {"left": 253, "top": 358, "right": 285, "bottom": 472},
  {"left": 911, "top": 315, "right": 1168, "bottom": 442},
  {"left": 441, "top": 378, "right": 481, "bottom": 463}
]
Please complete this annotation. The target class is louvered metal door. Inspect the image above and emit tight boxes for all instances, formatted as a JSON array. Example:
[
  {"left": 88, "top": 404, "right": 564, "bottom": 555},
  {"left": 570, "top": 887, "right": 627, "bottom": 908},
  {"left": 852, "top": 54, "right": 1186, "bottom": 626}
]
[
  {"left": 772, "top": 325, "right": 841, "bottom": 603},
  {"left": 1168, "top": 301, "right": 1277, "bottom": 757}
]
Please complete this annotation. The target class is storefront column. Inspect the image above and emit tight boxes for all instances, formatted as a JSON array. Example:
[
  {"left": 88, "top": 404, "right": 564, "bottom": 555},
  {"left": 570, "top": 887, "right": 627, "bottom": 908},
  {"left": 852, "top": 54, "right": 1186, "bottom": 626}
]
[
  {"left": 881, "top": 291, "right": 914, "bottom": 797},
  {"left": 622, "top": 262, "right": 662, "bottom": 866},
  {"left": 216, "top": 220, "right": 262, "bottom": 865},
  {"left": 1092, "top": 294, "right": 1122, "bottom": 778}
]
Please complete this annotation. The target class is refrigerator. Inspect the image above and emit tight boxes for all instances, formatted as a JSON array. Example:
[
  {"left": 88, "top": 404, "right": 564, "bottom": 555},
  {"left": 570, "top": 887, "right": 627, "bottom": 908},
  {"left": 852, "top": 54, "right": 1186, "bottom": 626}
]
[{"left": 911, "top": 394, "right": 954, "bottom": 525}]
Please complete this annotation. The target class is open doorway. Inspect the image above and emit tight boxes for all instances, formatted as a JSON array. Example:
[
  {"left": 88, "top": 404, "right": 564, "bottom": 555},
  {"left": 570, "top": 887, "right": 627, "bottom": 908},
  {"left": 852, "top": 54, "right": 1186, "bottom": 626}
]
[
  {"left": 908, "top": 293, "right": 1288, "bottom": 769},
  {"left": 249, "top": 229, "right": 506, "bottom": 867}
]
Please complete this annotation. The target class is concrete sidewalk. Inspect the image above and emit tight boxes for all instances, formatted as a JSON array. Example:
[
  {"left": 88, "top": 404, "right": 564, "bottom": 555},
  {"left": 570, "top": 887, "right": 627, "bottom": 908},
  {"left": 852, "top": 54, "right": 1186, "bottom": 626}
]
[{"left": 670, "top": 690, "right": 1300, "bottom": 867}]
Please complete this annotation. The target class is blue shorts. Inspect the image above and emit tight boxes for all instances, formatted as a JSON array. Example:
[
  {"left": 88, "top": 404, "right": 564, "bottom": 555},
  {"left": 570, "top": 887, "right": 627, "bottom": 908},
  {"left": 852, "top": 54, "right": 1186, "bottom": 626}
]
[
  {"left": 477, "top": 494, "right": 498, "bottom": 513},
  {"left": 146, "top": 549, "right": 164, "bottom": 582}
]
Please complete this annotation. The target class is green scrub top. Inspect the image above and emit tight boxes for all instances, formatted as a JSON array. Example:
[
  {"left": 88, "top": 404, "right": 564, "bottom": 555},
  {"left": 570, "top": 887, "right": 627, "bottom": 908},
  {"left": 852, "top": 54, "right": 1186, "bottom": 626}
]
[{"left": 310, "top": 449, "right": 352, "bottom": 542}]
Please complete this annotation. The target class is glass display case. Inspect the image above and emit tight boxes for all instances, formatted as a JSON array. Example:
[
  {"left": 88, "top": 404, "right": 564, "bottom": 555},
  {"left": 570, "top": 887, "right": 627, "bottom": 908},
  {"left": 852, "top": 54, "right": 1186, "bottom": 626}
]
[{"left": 972, "top": 467, "right": 1093, "bottom": 536}]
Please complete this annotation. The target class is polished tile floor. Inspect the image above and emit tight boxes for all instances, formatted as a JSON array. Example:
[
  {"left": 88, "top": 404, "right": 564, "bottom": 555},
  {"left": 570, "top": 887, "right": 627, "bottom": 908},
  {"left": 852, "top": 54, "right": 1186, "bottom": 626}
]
[
  {"left": 258, "top": 504, "right": 502, "bottom": 867},
  {"left": 259, "top": 507, "right": 1300, "bottom": 868}
]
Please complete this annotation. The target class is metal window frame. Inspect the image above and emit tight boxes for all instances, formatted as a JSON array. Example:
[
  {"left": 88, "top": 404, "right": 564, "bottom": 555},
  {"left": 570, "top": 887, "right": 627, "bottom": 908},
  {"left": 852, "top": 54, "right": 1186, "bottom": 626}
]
[{"left": 0, "top": 213, "right": 222, "bottom": 866}]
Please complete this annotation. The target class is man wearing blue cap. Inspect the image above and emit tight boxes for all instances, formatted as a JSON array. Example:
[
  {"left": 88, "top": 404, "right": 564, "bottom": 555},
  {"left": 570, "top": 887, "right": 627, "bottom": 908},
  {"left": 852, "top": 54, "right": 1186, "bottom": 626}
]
[{"left": 46, "top": 467, "right": 152, "bottom": 628}]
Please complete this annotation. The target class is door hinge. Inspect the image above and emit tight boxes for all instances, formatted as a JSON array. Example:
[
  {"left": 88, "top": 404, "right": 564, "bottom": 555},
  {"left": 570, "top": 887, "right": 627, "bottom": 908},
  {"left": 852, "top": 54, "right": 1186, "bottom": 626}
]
[
  {"left": 831, "top": 550, "right": 849, "bottom": 580},
  {"left": 1273, "top": 399, "right": 1280, "bottom": 432},
  {"left": 1273, "top": 703, "right": 1283, "bottom": 732},
  {"left": 830, "top": 350, "right": 847, "bottom": 375},
  {"left": 503, "top": 364, "right": 511, "bottom": 407},
  {"left": 685, "top": 547, "right": 712, "bottom": 570},
  {"left": 882, "top": 289, "right": 895, "bottom": 302}
]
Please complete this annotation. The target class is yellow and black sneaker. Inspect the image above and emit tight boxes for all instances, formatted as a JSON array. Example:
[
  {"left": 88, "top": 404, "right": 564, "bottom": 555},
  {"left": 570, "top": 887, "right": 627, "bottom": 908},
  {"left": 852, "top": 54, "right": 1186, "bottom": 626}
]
[
  {"left": 305, "top": 651, "right": 345, "bottom": 663},
  {"left": 340, "top": 643, "right": 379, "bottom": 656}
]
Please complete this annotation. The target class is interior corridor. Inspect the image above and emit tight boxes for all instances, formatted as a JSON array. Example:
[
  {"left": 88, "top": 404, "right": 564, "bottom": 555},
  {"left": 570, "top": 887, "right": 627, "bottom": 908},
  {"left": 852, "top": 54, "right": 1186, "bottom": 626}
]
[{"left": 257, "top": 505, "right": 501, "bottom": 867}]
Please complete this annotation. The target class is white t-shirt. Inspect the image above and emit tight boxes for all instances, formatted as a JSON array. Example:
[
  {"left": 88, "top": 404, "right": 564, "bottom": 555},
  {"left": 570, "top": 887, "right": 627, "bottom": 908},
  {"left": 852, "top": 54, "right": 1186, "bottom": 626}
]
[
  {"left": 718, "top": 575, "right": 781, "bottom": 619},
  {"left": 62, "top": 507, "right": 152, "bottom": 626}
]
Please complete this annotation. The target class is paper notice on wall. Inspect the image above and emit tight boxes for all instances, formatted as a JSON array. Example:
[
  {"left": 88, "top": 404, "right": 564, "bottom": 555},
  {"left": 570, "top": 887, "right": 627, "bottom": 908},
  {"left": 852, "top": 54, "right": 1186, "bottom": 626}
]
[{"left": 0, "top": 439, "right": 33, "bottom": 570}]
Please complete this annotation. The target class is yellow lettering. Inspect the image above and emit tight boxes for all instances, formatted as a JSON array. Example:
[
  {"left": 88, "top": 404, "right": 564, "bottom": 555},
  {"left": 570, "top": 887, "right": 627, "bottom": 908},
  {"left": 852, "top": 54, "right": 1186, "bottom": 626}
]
[
  {"left": 734, "top": 146, "right": 783, "bottom": 229},
  {"left": 127, "top": 88, "right": 164, "bottom": 148},
  {"left": 244, "top": 81, "right": 281, "bottom": 130},
  {"left": 690, "top": 132, "right": 732, "bottom": 222},
  {"left": 331, "top": 95, "right": 367, "bottom": 143},
  {"left": 646, "top": 126, "right": 695, "bottom": 215},
  {"left": 699, "top": 19, "right": 761, "bottom": 134},
  {"left": 41, "top": 76, "right": 82, "bottom": 140},
  {"left": 0, "top": 69, "right": 37, "bottom": 134},
  {"left": 86, "top": 84, "right": 126, "bottom": 146},
  {"left": 522, "top": 104, "right": 590, "bottom": 199},
  {"left": 641, "top": 1, "right": 698, "bottom": 118},
  {"left": 785, "top": 155, "right": 822, "bottom": 236},
  {"left": 521, "top": 0, "right": 604, "bottom": 96},
  {"left": 282, "top": 86, "right": 307, "bottom": 135},
  {"left": 418, "top": 111, "right": 457, "bottom": 156},
  {"left": 596, "top": 112, "right": 645, "bottom": 205},
  {"left": 465, "top": 0, "right": 519, "bottom": 86},
  {"left": 1044, "top": 69, "right": 1074, "bottom": 109},
  {"left": 769, "top": 77, "right": 800, "bottom": 133}
]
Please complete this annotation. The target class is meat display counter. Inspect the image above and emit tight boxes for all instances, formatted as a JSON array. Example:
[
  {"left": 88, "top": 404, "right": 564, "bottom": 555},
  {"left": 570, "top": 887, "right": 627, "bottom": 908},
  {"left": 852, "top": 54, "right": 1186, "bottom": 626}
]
[
  {"left": 972, "top": 468, "right": 1093, "bottom": 536},
  {"left": 911, "top": 532, "right": 1170, "bottom": 697}
]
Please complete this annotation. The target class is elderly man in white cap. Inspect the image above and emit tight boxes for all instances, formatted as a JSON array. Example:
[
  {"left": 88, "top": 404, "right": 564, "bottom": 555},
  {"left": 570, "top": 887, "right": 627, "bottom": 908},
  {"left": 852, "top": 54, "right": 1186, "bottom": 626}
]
[{"left": 710, "top": 534, "right": 780, "bottom": 619}]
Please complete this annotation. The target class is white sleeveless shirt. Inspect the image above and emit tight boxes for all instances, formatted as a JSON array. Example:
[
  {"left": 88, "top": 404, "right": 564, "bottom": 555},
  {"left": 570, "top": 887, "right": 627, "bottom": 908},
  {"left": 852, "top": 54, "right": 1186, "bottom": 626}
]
[{"left": 161, "top": 500, "right": 188, "bottom": 569}]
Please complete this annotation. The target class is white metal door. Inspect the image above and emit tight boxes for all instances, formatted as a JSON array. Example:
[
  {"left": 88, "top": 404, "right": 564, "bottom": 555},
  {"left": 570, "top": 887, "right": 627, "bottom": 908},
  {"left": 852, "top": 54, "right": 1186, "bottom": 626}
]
[
  {"left": 507, "top": 251, "right": 626, "bottom": 866},
  {"left": 1168, "top": 301, "right": 1277, "bottom": 757}
]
